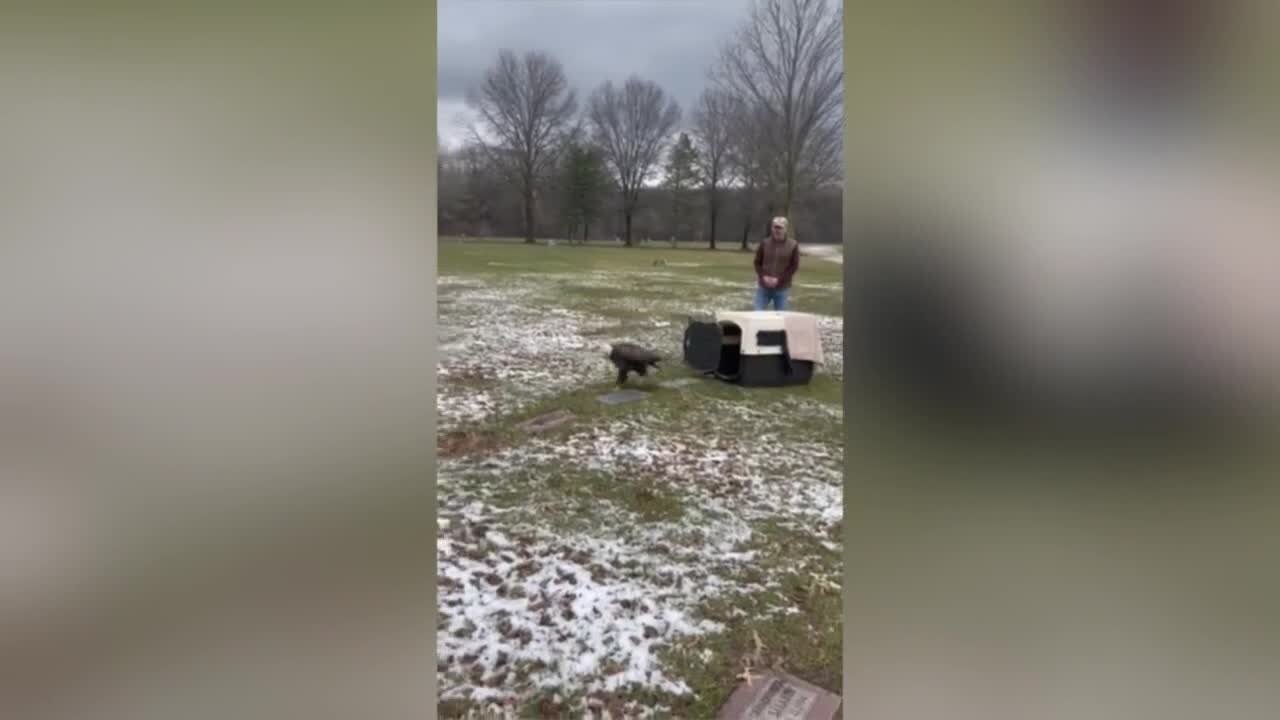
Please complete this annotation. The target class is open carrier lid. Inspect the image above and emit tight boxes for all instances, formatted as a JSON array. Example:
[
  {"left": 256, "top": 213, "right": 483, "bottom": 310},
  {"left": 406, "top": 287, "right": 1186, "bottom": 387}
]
[{"left": 682, "top": 319, "right": 723, "bottom": 372}]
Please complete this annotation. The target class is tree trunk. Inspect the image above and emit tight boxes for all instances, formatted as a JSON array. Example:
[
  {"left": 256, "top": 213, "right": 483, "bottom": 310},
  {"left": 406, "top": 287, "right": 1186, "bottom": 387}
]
[
  {"left": 523, "top": 188, "right": 536, "bottom": 244},
  {"left": 624, "top": 210, "right": 634, "bottom": 247},
  {"left": 783, "top": 165, "right": 794, "bottom": 220},
  {"left": 583, "top": 220, "right": 590, "bottom": 244},
  {"left": 670, "top": 193, "right": 678, "bottom": 243},
  {"left": 740, "top": 220, "right": 750, "bottom": 251},
  {"left": 707, "top": 186, "right": 718, "bottom": 250}
]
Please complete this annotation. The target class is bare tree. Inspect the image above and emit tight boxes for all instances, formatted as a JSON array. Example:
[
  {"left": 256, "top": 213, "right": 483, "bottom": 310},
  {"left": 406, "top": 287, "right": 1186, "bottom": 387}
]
[
  {"left": 588, "top": 76, "right": 681, "bottom": 246},
  {"left": 714, "top": 0, "right": 843, "bottom": 218},
  {"left": 466, "top": 50, "right": 579, "bottom": 243},
  {"left": 440, "top": 141, "right": 504, "bottom": 237},
  {"left": 726, "top": 99, "right": 776, "bottom": 250},
  {"left": 692, "top": 88, "right": 735, "bottom": 250}
]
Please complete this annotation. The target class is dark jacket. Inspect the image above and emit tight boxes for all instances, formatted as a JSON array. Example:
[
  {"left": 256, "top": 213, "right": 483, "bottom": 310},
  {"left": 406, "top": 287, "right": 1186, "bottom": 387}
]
[{"left": 754, "top": 236, "right": 800, "bottom": 290}]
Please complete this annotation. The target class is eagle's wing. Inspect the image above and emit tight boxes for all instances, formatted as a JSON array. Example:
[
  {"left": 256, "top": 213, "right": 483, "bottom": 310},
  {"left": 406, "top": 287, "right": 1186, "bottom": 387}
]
[{"left": 612, "top": 343, "right": 661, "bottom": 365}]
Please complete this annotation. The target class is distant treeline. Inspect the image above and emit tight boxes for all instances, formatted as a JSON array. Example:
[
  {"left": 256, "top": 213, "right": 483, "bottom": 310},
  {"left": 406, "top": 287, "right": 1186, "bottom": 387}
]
[
  {"left": 438, "top": 0, "right": 843, "bottom": 248},
  {"left": 438, "top": 147, "right": 842, "bottom": 246}
]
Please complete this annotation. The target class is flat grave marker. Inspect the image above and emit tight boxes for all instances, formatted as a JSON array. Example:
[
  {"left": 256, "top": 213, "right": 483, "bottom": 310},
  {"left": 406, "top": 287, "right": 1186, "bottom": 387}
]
[{"left": 717, "top": 671, "right": 841, "bottom": 720}]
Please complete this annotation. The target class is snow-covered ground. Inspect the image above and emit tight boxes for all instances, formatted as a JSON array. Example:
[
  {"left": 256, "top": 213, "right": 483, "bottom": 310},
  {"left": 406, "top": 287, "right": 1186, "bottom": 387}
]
[
  {"left": 437, "top": 274, "right": 843, "bottom": 433},
  {"left": 436, "top": 268, "right": 843, "bottom": 714}
]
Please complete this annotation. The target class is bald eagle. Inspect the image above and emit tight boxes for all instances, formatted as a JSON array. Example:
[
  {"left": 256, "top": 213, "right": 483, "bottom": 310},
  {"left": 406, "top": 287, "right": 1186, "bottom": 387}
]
[{"left": 607, "top": 343, "right": 662, "bottom": 385}]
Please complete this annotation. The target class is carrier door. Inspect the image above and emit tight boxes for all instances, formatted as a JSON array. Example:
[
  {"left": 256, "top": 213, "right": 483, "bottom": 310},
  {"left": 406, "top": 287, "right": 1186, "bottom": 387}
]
[{"left": 683, "top": 320, "right": 723, "bottom": 373}]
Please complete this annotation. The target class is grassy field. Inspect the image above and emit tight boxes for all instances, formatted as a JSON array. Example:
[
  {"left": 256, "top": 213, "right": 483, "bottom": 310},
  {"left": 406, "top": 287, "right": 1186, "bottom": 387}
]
[{"left": 436, "top": 238, "right": 844, "bottom": 718}]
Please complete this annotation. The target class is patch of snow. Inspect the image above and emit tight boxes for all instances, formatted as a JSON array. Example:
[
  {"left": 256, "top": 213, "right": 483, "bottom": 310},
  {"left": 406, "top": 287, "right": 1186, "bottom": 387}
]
[
  {"left": 437, "top": 498, "right": 736, "bottom": 704},
  {"left": 437, "top": 400, "right": 843, "bottom": 704}
]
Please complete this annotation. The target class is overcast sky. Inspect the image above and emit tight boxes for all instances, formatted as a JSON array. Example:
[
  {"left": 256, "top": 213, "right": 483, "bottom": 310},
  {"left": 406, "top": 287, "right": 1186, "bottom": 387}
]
[{"left": 437, "top": 0, "right": 755, "bottom": 150}]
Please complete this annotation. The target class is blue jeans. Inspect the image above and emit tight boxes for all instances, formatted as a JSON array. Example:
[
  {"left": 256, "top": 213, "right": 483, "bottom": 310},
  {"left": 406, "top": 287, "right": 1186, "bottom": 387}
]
[{"left": 754, "top": 286, "right": 789, "bottom": 311}]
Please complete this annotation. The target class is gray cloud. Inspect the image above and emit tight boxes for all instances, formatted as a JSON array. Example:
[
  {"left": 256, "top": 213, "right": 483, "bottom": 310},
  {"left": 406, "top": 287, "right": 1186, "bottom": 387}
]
[{"left": 437, "top": 0, "right": 755, "bottom": 145}]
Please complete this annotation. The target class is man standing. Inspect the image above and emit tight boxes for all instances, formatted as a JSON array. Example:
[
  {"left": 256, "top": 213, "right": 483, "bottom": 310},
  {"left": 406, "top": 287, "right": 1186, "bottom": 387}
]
[{"left": 753, "top": 216, "right": 800, "bottom": 310}]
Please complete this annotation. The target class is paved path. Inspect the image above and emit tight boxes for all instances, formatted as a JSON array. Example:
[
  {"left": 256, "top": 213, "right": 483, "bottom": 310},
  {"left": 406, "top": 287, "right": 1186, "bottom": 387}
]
[{"left": 801, "top": 244, "right": 843, "bottom": 264}]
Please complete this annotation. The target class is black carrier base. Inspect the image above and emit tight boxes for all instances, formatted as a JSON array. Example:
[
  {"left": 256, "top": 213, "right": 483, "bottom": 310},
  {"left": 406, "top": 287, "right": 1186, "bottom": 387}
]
[
  {"left": 736, "top": 355, "right": 815, "bottom": 387},
  {"left": 685, "top": 316, "right": 816, "bottom": 388}
]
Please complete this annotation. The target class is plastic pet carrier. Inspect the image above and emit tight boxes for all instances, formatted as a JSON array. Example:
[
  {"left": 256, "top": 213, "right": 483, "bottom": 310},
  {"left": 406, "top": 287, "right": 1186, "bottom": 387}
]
[{"left": 683, "top": 311, "right": 816, "bottom": 387}]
